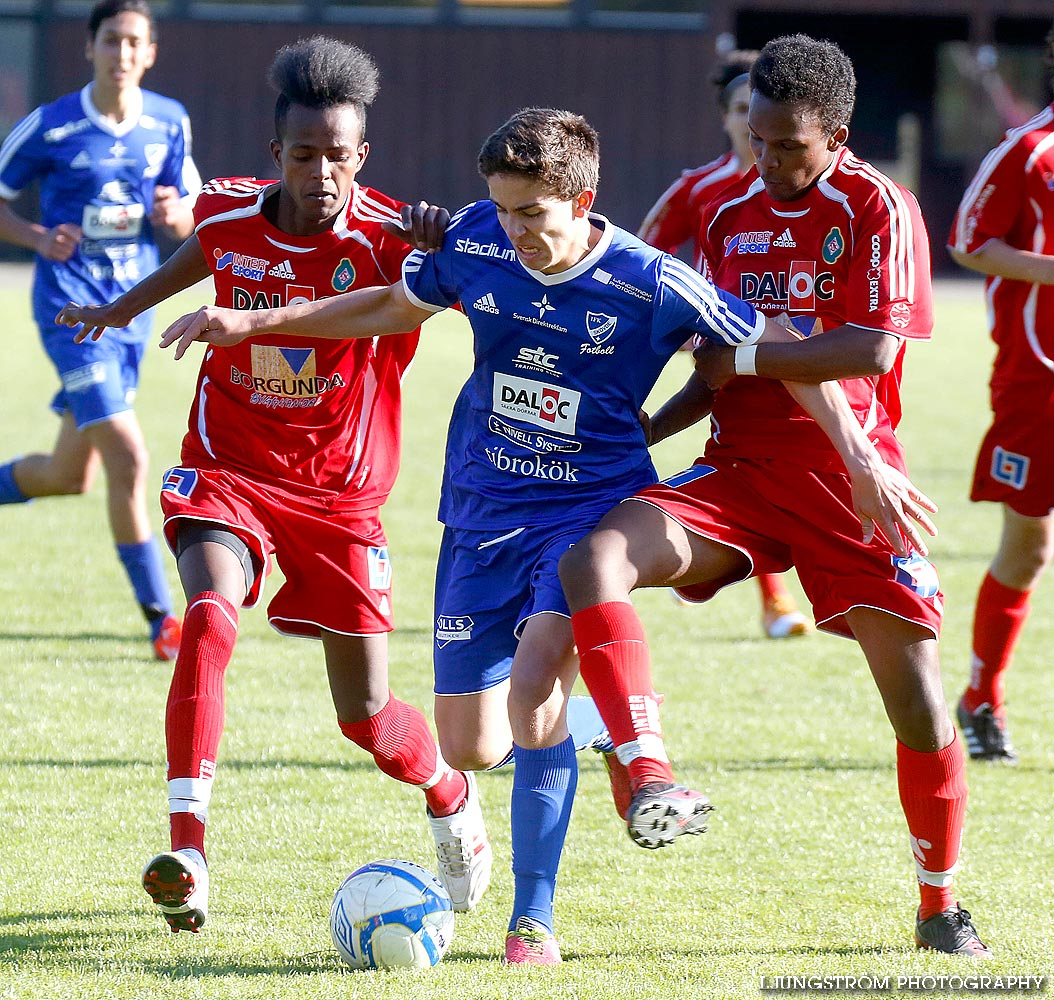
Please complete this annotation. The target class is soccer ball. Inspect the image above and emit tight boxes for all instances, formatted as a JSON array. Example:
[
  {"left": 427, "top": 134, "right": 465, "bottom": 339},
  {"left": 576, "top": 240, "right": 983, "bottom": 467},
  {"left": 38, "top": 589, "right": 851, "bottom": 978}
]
[{"left": 329, "top": 859, "right": 454, "bottom": 970}]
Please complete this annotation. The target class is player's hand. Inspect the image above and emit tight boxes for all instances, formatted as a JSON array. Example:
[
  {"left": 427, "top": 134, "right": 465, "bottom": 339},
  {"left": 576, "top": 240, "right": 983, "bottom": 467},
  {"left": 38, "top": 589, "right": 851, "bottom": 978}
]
[
  {"left": 38, "top": 223, "right": 82, "bottom": 262},
  {"left": 383, "top": 201, "right": 450, "bottom": 252},
  {"left": 847, "top": 460, "right": 938, "bottom": 557},
  {"left": 160, "top": 305, "right": 253, "bottom": 360},
  {"left": 56, "top": 301, "right": 134, "bottom": 343},
  {"left": 692, "top": 340, "right": 736, "bottom": 389},
  {"left": 151, "top": 185, "right": 184, "bottom": 227}
]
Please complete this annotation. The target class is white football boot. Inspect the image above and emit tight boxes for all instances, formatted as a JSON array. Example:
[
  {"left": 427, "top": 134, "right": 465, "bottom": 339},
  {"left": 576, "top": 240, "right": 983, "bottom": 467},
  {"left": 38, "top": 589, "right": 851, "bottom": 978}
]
[{"left": 427, "top": 771, "right": 492, "bottom": 911}]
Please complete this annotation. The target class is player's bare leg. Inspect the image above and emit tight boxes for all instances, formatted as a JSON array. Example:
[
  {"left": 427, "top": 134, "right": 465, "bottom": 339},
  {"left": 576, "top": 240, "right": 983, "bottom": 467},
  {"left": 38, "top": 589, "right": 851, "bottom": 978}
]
[
  {"left": 850, "top": 607, "right": 991, "bottom": 958},
  {"left": 562, "top": 499, "right": 738, "bottom": 847},
  {"left": 959, "top": 506, "right": 1053, "bottom": 761},
  {"left": 326, "top": 631, "right": 487, "bottom": 912},
  {"left": 9, "top": 410, "right": 179, "bottom": 656}
]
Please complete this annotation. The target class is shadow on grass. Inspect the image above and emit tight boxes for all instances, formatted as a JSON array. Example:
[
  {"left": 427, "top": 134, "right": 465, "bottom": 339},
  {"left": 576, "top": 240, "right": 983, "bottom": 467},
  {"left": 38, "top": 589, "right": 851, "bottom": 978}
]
[{"left": 715, "top": 757, "right": 895, "bottom": 774}]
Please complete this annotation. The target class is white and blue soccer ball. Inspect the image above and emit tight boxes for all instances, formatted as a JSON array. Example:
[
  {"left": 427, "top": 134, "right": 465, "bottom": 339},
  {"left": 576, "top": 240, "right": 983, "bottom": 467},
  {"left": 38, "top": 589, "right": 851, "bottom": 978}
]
[{"left": 329, "top": 859, "right": 454, "bottom": 970}]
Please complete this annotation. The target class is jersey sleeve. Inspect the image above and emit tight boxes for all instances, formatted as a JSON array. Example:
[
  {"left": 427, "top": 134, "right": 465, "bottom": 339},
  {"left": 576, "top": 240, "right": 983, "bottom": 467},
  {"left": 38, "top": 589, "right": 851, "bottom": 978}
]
[
  {"left": 400, "top": 202, "right": 477, "bottom": 312},
  {"left": 845, "top": 185, "right": 933, "bottom": 339},
  {"left": 655, "top": 254, "right": 764, "bottom": 349},
  {"left": 0, "top": 107, "right": 46, "bottom": 200},
  {"left": 948, "top": 138, "right": 1027, "bottom": 253},
  {"left": 160, "top": 107, "right": 202, "bottom": 200},
  {"left": 638, "top": 174, "right": 696, "bottom": 254}
]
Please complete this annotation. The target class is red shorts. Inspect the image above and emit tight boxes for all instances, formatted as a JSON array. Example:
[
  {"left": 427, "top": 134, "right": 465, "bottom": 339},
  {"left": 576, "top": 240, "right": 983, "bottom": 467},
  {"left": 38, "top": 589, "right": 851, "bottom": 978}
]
[
  {"left": 971, "top": 384, "right": 1054, "bottom": 517},
  {"left": 630, "top": 456, "right": 943, "bottom": 639},
  {"left": 159, "top": 466, "right": 394, "bottom": 639}
]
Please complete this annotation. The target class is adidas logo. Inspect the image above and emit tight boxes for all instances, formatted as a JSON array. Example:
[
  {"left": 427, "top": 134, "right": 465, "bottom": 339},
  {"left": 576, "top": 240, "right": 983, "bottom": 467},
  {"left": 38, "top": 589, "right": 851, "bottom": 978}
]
[
  {"left": 70, "top": 151, "right": 92, "bottom": 170},
  {"left": 268, "top": 259, "right": 296, "bottom": 279},
  {"left": 773, "top": 228, "right": 796, "bottom": 248},
  {"left": 473, "top": 292, "right": 499, "bottom": 314}
]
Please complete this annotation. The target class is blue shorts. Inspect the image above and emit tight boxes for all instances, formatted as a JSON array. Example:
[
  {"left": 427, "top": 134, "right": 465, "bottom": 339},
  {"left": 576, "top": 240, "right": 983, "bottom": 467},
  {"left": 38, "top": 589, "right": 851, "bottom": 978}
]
[
  {"left": 41, "top": 319, "right": 149, "bottom": 430},
  {"left": 432, "top": 517, "right": 602, "bottom": 696}
]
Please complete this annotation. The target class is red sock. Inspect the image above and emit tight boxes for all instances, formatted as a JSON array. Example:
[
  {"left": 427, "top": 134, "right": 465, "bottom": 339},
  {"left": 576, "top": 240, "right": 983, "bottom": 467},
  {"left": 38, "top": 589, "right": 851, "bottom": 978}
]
[
  {"left": 571, "top": 602, "right": 674, "bottom": 789},
  {"left": 962, "top": 573, "right": 1030, "bottom": 713},
  {"left": 166, "top": 592, "right": 239, "bottom": 860},
  {"left": 756, "top": 573, "right": 789, "bottom": 603},
  {"left": 339, "top": 694, "right": 467, "bottom": 817},
  {"left": 897, "top": 734, "right": 967, "bottom": 920}
]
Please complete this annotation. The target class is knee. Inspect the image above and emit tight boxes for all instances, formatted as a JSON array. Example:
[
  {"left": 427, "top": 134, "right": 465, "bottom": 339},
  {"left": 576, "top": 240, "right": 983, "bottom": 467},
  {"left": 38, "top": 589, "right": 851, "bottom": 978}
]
[
  {"left": 558, "top": 532, "right": 607, "bottom": 598},
  {"left": 438, "top": 735, "right": 507, "bottom": 773}
]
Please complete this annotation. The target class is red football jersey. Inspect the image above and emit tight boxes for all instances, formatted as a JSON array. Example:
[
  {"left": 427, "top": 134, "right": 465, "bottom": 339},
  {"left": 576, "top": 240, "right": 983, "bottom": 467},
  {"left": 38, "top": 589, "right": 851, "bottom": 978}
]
[
  {"left": 638, "top": 151, "right": 746, "bottom": 269},
  {"left": 948, "top": 104, "right": 1054, "bottom": 395},
  {"left": 698, "top": 147, "right": 934, "bottom": 469},
  {"left": 186, "top": 178, "right": 419, "bottom": 508}
]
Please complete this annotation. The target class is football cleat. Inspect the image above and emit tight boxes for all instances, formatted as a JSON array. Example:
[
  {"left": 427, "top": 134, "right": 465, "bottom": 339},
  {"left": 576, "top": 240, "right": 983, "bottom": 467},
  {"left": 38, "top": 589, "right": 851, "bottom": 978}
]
[
  {"left": 762, "top": 594, "right": 813, "bottom": 639},
  {"left": 142, "top": 850, "right": 209, "bottom": 933},
  {"left": 503, "top": 916, "right": 562, "bottom": 965},
  {"left": 915, "top": 905, "right": 993, "bottom": 958},
  {"left": 626, "top": 782, "right": 712, "bottom": 849},
  {"left": 152, "top": 614, "right": 182, "bottom": 662},
  {"left": 428, "top": 771, "right": 492, "bottom": 912},
  {"left": 957, "top": 698, "right": 1017, "bottom": 762}
]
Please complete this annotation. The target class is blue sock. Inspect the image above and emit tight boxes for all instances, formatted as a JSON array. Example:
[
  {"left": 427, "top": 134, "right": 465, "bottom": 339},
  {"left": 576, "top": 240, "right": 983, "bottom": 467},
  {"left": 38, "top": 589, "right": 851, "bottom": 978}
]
[
  {"left": 567, "top": 694, "right": 612, "bottom": 753},
  {"left": 0, "top": 461, "right": 29, "bottom": 505},
  {"left": 509, "top": 736, "right": 577, "bottom": 934},
  {"left": 116, "top": 538, "right": 173, "bottom": 634}
]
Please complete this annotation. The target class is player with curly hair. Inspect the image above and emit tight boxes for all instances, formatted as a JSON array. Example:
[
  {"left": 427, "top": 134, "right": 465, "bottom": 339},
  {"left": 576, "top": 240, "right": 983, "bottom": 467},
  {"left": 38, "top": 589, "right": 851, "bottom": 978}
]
[
  {"left": 948, "top": 22, "right": 1054, "bottom": 763},
  {"left": 559, "top": 34, "right": 992, "bottom": 958},
  {"left": 58, "top": 35, "right": 491, "bottom": 934},
  {"left": 638, "top": 46, "right": 813, "bottom": 640}
]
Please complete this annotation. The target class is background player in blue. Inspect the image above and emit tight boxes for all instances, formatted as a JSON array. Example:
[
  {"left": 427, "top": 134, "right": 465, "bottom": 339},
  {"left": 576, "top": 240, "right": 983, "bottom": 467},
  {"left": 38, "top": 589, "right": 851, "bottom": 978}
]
[
  {"left": 157, "top": 107, "right": 916, "bottom": 964},
  {"left": 0, "top": 0, "right": 200, "bottom": 660}
]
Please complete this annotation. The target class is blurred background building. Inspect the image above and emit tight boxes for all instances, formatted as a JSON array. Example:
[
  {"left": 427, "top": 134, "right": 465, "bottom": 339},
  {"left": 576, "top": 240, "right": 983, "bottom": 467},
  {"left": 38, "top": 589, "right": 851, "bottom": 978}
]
[{"left": 1, "top": 0, "right": 1051, "bottom": 269}]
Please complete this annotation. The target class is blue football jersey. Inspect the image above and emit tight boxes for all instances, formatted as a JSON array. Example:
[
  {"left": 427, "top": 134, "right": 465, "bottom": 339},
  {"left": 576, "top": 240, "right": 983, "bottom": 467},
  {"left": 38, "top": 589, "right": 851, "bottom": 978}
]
[
  {"left": 0, "top": 84, "right": 201, "bottom": 341},
  {"left": 402, "top": 200, "right": 764, "bottom": 529}
]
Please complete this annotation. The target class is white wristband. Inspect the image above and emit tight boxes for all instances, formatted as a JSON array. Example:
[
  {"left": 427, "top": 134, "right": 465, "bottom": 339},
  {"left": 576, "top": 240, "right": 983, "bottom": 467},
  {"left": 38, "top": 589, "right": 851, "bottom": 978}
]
[{"left": 734, "top": 344, "right": 758, "bottom": 376}]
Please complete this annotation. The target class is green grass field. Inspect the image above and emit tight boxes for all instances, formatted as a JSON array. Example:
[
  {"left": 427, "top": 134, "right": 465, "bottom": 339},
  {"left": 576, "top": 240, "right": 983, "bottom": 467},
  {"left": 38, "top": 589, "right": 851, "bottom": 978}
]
[{"left": 1, "top": 272, "right": 1051, "bottom": 999}]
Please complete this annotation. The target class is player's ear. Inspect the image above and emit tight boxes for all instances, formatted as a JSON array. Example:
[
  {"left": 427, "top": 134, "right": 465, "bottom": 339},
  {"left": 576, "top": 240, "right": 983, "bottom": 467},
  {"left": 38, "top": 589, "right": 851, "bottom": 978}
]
[
  {"left": 573, "top": 189, "right": 596, "bottom": 216},
  {"left": 142, "top": 41, "right": 157, "bottom": 70},
  {"left": 356, "top": 141, "right": 370, "bottom": 171},
  {"left": 269, "top": 138, "right": 282, "bottom": 170},
  {"left": 828, "top": 124, "right": 849, "bottom": 151}
]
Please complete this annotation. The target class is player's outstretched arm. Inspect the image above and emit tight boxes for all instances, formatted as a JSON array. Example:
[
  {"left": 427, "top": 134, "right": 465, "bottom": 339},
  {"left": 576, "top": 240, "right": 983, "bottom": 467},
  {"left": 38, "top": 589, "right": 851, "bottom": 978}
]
[
  {"left": 948, "top": 240, "right": 1054, "bottom": 285},
  {"left": 57, "top": 235, "right": 210, "bottom": 342},
  {"left": 785, "top": 377, "right": 937, "bottom": 556},
  {"left": 382, "top": 202, "right": 451, "bottom": 252},
  {"left": 646, "top": 368, "right": 716, "bottom": 446},
  {"left": 159, "top": 281, "right": 433, "bottom": 360}
]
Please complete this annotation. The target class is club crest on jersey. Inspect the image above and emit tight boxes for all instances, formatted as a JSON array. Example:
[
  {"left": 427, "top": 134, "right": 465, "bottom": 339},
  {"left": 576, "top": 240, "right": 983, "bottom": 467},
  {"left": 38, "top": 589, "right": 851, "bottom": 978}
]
[
  {"left": 367, "top": 546, "right": 392, "bottom": 591},
  {"left": 436, "top": 615, "right": 474, "bottom": 647},
  {"left": 822, "top": 227, "right": 845, "bottom": 264},
  {"left": 215, "top": 249, "right": 268, "bottom": 281},
  {"left": 585, "top": 312, "right": 617, "bottom": 345},
  {"left": 332, "top": 258, "right": 357, "bottom": 291},
  {"left": 991, "top": 446, "right": 1029, "bottom": 490},
  {"left": 161, "top": 467, "right": 198, "bottom": 498}
]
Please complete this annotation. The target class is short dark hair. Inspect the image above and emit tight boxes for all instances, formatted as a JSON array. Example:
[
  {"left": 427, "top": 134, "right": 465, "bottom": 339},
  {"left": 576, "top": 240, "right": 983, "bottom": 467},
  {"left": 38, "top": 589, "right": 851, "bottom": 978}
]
[
  {"left": 751, "top": 34, "right": 856, "bottom": 133},
  {"left": 478, "top": 107, "right": 600, "bottom": 200},
  {"left": 712, "top": 49, "right": 759, "bottom": 111},
  {"left": 268, "top": 36, "right": 380, "bottom": 141},
  {"left": 88, "top": 0, "right": 154, "bottom": 41}
]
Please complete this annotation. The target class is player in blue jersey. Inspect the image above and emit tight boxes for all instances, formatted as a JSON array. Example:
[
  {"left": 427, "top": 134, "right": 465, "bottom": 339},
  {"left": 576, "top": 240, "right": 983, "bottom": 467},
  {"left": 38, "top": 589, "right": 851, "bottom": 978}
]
[
  {"left": 156, "top": 107, "right": 926, "bottom": 964},
  {"left": 0, "top": 0, "right": 200, "bottom": 660}
]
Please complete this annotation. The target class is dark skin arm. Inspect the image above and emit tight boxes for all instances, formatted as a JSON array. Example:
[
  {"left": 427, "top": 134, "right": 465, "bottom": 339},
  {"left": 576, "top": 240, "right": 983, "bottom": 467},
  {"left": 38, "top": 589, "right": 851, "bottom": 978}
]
[
  {"left": 692, "top": 324, "right": 901, "bottom": 387},
  {"left": 56, "top": 235, "right": 211, "bottom": 341}
]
